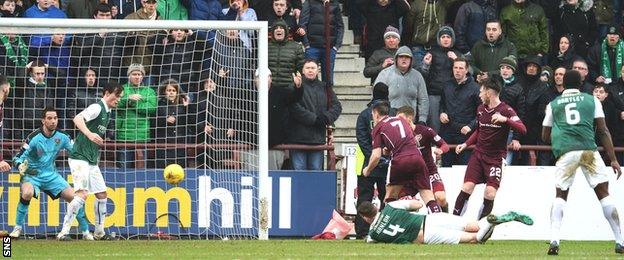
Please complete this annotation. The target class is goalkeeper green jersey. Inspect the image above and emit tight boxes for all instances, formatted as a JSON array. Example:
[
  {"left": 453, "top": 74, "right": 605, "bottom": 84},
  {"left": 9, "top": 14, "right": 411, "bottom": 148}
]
[
  {"left": 368, "top": 204, "right": 425, "bottom": 244},
  {"left": 543, "top": 89, "right": 604, "bottom": 158},
  {"left": 69, "top": 100, "right": 110, "bottom": 165}
]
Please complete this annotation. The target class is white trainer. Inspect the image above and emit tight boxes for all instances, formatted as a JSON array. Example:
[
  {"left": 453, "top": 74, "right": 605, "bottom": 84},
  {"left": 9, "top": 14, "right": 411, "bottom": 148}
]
[
  {"left": 9, "top": 226, "right": 21, "bottom": 238},
  {"left": 82, "top": 231, "right": 94, "bottom": 241}
]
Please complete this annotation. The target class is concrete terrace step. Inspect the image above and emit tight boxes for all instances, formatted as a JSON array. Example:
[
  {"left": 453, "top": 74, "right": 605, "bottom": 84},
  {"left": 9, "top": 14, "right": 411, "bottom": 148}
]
[
  {"left": 333, "top": 85, "right": 371, "bottom": 95},
  {"left": 338, "top": 45, "right": 360, "bottom": 54},
  {"left": 335, "top": 99, "right": 370, "bottom": 114},
  {"left": 335, "top": 114, "right": 358, "bottom": 129},
  {"left": 334, "top": 72, "right": 369, "bottom": 86},
  {"left": 333, "top": 128, "right": 356, "bottom": 138},
  {"left": 335, "top": 57, "right": 364, "bottom": 71}
]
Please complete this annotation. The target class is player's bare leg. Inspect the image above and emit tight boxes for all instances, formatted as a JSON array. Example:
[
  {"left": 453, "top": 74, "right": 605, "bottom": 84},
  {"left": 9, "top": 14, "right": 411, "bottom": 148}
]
[
  {"left": 384, "top": 184, "right": 403, "bottom": 202},
  {"left": 59, "top": 188, "right": 93, "bottom": 240},
  {"left": 593, "top": 182, "right": 624, "bottom": 254},
  {"left": 434, "top": 191, "right": 448, "bottom": 212},
  {"left": 93, "top": 191, "right": 109, "bottom": 239},
  {"left": 479, "top": 186, "right": 497, "bottom": 219},
  {"left": 11, "top": 182, "right": 35, "bottom": 238},
  {"left": 453, "top": 182, "right": 476, "bottom": 216}
]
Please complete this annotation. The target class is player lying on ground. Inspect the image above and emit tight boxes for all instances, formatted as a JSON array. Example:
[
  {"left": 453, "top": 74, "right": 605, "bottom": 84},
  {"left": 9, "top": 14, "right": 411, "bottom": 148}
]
[
  {"left": 363, "top": 101, "right": 441, "bottom": 213},
  {"left": 396, "top": 106, "right": 450, "bottom": 212},
  {"left": 9, "top": 108, "right": 92, "bottom": 240},
  {"left": 542, "top": 70, "right": 624, "bottom": 255},
  {"left": 357, "top": 199, "right": 533, "bottom": 244}
]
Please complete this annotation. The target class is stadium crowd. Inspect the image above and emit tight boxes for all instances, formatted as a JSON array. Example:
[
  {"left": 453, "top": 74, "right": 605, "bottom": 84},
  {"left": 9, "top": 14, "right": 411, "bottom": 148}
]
[{"left": 0, "top": 0, "right": 623, "bottom": 170}]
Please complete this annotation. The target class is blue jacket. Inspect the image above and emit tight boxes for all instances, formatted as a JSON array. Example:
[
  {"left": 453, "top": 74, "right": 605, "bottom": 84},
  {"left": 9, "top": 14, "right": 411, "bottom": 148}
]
[
  {"left": 24, "top": 6, "right": 67, "bottom": 47},
  {"left": 453, "top": 0, "right": 497, "bottom": 54},
  {"left": 188, "top": 0, "right": 222, "bottom": 20}
]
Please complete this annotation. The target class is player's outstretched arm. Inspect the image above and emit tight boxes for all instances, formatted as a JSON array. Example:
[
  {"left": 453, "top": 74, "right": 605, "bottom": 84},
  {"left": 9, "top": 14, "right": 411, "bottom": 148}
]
[
  {"left": 74, "top": 114, "right": 103, "bottom": 146},
  {"left": 595, "top": 118, "right": 622, "bottom": 178}
]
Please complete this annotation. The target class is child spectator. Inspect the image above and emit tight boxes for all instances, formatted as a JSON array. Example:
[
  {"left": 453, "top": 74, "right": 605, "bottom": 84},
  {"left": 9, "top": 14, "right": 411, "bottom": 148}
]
[
  {"left": 593, "top": 84, "right": 624, "bottom": 165},
  {"left": 1, "top": 0, "right": 20, "bottom": 16},
  {"left": 154, "top": 79, "right": 189, "bottom": 168}
]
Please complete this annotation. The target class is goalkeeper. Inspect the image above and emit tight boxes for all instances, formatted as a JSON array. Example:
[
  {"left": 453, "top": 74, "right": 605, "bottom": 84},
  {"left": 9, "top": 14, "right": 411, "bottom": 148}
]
[{"left": 8, "top": 107, "right": 92, "bottom": 240}]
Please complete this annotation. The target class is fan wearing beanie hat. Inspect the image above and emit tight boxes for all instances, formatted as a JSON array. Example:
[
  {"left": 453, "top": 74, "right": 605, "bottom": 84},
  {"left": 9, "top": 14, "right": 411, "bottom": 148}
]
[
  {"left": 383, "top": 26, "right": 400, "bottom": 40},
  {"left": 127, "top": 63, "right": 145, "bottom": 76},
  {"left": 499, "top": 56, "right": 517, "bottom": 72},
  {"left": 596, "top": 24, "right": 624, "bottom": 83}
]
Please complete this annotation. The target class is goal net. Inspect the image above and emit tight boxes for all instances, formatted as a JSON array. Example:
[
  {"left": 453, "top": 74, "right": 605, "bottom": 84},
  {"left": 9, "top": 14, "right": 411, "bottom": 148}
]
[{"left": 0, "top": 18, "right": 270, "bottom": 240}]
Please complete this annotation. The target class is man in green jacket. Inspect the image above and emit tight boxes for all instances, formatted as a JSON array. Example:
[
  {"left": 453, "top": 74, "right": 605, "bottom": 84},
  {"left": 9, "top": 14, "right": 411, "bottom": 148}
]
[
  {"left": 471, "top": 20, "right": 517, "bottom": 78},
  {"left": 116, "top": 63, "right": 157, "bottom": 168},
  {"left": 501, "top": 0, "right": 548, "bottom": 59},
  {"left": 268, "top": 19, "right": 304, "bottom": 88}
]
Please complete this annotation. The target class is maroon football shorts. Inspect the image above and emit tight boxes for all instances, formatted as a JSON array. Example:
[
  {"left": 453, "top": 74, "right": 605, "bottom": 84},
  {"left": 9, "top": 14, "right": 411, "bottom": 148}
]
[
  {"left": 388, "top": 154, "right": 431, "bottom": 190},
  {"left": 464, "top": 151, "right": 504, "bottom": 189},
  {"left": 429, "top": 172, "right": 446, "bottom": 193}
]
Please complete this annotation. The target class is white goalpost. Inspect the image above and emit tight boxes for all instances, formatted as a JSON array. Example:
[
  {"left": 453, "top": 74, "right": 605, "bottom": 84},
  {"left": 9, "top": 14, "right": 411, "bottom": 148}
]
[{"left": 0, "top": 18, "right": 270, "bottom": 240}]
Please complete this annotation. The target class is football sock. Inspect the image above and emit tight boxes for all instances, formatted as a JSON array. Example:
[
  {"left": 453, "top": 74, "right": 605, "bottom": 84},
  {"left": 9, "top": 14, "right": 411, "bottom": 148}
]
[
  {"left": 15, "top": 198, "right": 30, "bottom": 228},
  {"left": 479, "top": 198, "right": 494, "bottom": 219},
  {"left": 600, "top": 196, "right": 623, "bottom": 244},
  {"left": 77, "top": 206, "right": 89, "bottom": 232},
  {"left": 550, "top": 197, "right": 565, "bottom": 245},
  {"left": 453, "top": 191, "right": 471, "bottom": 216},
  {"left": 476, "top": 217, "right": 494, "bottom": 243},
  {"left": 426, "top": 200, "right": 442, "bottom": 213},
  {"left": 95, "top": 198, "right": 108, "bottom": 232},
  {"left": 61, "top": 196, "right": 85, "bottom": 233},
  {"left": 441, "top": 204, "right": 448, "bottom": 213}
]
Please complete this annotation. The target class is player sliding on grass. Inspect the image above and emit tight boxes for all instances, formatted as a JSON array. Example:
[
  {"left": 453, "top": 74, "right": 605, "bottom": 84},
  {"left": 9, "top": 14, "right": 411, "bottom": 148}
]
[
  {"left": 363, "top": 101, "right": 442, "bottom": 213},
  {"left": 453, "top": 76, "right": 526, "bottom": 219},
  {"left": 542, "top": 70, "right": 624, "bottom": 255},
  {"left": 8, "top": 108, "right": 92, "bottom": 240},
  {"left": 395, "top": 106, "right": 450, "bottom": 212},
  {"left": 57, "top": 82, "right": 123, "bottom": 240},
  {"left": 357, "top": 199, "right": 533, "bottom": 244}
]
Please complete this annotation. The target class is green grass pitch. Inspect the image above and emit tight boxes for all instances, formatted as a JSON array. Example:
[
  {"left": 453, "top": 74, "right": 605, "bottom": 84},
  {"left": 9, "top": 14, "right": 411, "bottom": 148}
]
[{"left": 8, "top": 239, "right": 624, "bottom": 258}]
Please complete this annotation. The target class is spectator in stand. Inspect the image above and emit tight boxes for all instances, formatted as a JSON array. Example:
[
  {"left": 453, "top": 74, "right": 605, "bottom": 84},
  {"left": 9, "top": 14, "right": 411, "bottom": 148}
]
[
  {"left": 354, "top": 82, "right": 390, "bottom": 238},
  {"left": 501, "top": 0, "right": 548, "bottom": 60},
  {"left": 24, "top": 0, "right": 65, "bottom": 18},
  {"left": 72, "top": 4, "right": 124, "bottom": 82},
  {"left": 66, "top": 68, "right": 101, "bottom": 137},
  {"left": 268, "top": 19, "right": 304, "bottom": 89},
  {"left": 515, "top": 56, "right": 551, "bottom": 165},
  {"left": 609, "top": 66, "right": 624, "bottom": 104},
  {"left": 287, "top": 59, "right": 342, "bottom": 170},
  {"left": 363, "top": 26, "right": 399, "bottom": 84},
  {"left": 592, "top": 84, "right": 624, "bottom": 164},
  {"left": 552, "top": 0, "right": 597, "bottom": 58},
  {"left": 374, "top": 46, "right": 428, "bottom": 124},
  {"left": 253, "top": 0, "right": 300, "bottom": 21},
  {"left": 116, "top": 63, "right": 157, "bottom": 168},
  {"left": 548, "top": 66, "right": 567, "bottom": 100},
  {"left": 124, "top": 0, "right": 161, "bottom": 79},
  {"left": 156, "top": 0, "right": 187, "bottom": 20},
  {"left": 588, "top": 26, "right": 624, "bottom": 87},
  {"left": 31, "top": 33, "right": 70, "bottom": 72},
  {"left": 119, "top": 0, "right": 140, "bottom": 19},
  {"left": 5, "top": 60, "right": 57, "bottom": 141},
  {"left": 187, "top": 0, "right": 221, "bottom": 21},
  {"left": 1, "top": 0, "right": 21, "bottom": 17},
  {"left": 420, "top": 26, "right": 461, "bottom": 132},
  {"left": 471, "top": 20, "right": 517, "bottom": 77},
  {"left": 548, "top": 35, "right": 580, "bottom": 70},
  {"left": 454, "top": 0, "right": 498, "bottom": 56},
  {"left": 356, "top": 0, "right": 409, "bottom": 61},
  {"left": 593, "top": 0, "right": 613, "bottom": 39},
  {"left": 498, "top": 57, "right": 526, "bottom": 164},
  {"left": 267, "top": 0, "right": 301, "bottom": 42},
  {"left": 299, "top": 0, "right": 344, "bottom": 86},
  {"left": 63, "top": 0, "right": 97, "bottom": 18},
  {"left": 222, "top": 0, "right": 257, "bottom": 51},
  {"left": 269, "top": 71, "right": 303, "bottom": 170},
  {"left": 403, "top": 0, "right": 454, "bottom": 70},
  {"left": 154, "top": 79, "right": 189, "bottom": 168},
  {"left": 572, "top": 59, "right": 594, "bottom": 93},
  {"left": 439, "top": 57, "right": 480, "bottom": 166},
  {"left": 151, "top": 28, "right": 207, "bottom": 95},
  {"left": 0, "top": 33, "right": 28, "bottom": 85},
  {"left": 110, "top": 3, "right": 119, "bottom": 18}
]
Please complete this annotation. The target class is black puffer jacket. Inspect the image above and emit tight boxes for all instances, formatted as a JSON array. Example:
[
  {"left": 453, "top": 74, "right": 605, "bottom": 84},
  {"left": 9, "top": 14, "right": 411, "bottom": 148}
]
[
  {"left": 268, "top": 20, "right": 305, "bottom": 88},
  {"left": 553, "top": 1, "right": 597, "bottom": 57},
  {"left": 500, "top": 76, "right": 526, "bottom": 140},
  {"left": 356, "top": 0, "right": 409, "bottom": 59},
  {"left": 72, "top": 33, "right": 125, "bottom": 82},
  {"left": 151, "top": 32, "right": 207, "bottom": 92},
  {"left": 269, "top": 85, "right": 303, "bottom": 147},
  {"left": 299, "top": 0, "right": 344, "bottom": 49},
  {"left": 454, "top": 0, "right": 498, "bottom": 54},
  {"left": 420, "top": 26, "right": 461, "bottom": 96},
  {"left": 519, "top": 59, "right": 550, "bottom": 144}
]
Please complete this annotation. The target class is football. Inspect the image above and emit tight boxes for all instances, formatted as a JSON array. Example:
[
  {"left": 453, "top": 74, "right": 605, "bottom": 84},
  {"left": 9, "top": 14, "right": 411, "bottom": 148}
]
[{"left": 163, "top": 164, "right": 185, "bottom": 185}]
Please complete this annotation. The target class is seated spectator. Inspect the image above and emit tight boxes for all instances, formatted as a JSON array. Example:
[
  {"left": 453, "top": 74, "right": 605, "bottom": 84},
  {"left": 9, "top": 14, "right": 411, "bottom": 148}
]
[
  {"left": 374, "top": 46, "right": 428, "bottom": 124},
  {"left": 454, "top": 0, "right": 498, "bottom": 56},
  {"left": 471, "top": 20, "right": 517, "bottom": 77},
  {"left": 268, "top": 19, "right": 304, "bottom": 89},
  {"left": 221, "top": 0, "right": 257, "bottom": 50},
  {"left": 153, "top": 79, "right": 189, "bottom": 168},
  {"left": 0, "top": 33, "right": 28, "bottom": 85},
  {"left": 420, "top": 26, "right": 460, "bottom": 132},
  {"left": 287, "top": 59, "right": 342, "bottom": 170},
  {"left": 548, "top": 35, "right": 580, "bottom": 70},
  {"left": 593, "top": 84, "right": 624, "bottom": 165},
  {"left": 588, "top": 25, "right": 623, "bottom": 86},
  {"left": 116, "top": 63, "right": 157, "bottom": 168},
  {"left": 1, "top": 0, "right": 20, "bottom": 17},
  {"left": 552, "top": 0, "right": 597, "bottom": 58},
  {"left": 356, "top": 0, "right": 408, "bottom": 61},
  {"left": 63, "top": 0, "right": 97, "bottom": 18},
  {"left": 299, "top": 0, "right": 343, "bottom": 86},
  {"left": 497, "top": 57, "right": 526, "bottom": 164},
  {"left": 363, "top": 26, "right": 399, "bottom": 84},
  {"left": 267, "top": 0, "right": 301, "bottom": 41}
]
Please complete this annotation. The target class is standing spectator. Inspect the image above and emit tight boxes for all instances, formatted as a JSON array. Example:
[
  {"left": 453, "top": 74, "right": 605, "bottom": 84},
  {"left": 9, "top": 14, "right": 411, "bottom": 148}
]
[
  {"left": 403, "top": 0, "right": 454, "bottom": 69},
  {"left": 116, "top": 63, "right": 157, "bottom": 168},
  {"left": 1, "top": 0, "right": 21, "bottom": 17},
  {"left": 268, "top": 19, "right": 305, "bottom": 89},
  {"left": 374, "top": 46, "right": 429, "bottom": 124},
  {"left": 453, "top": 0, "right": 498, "bottom": 56},
  {"left": 66, "top": 68, "right": 101, "bottom": 137},
  {"left": 439, "top": 58, "right": 480, "bottom": 166},
  {"left": 0, "top": 33, "right": 28, "bottom": 85},
  {"left": 363, "top": 26, "right": 399, "bottom": 84},
  {"left": 72, "top": 4, "right": 124, "bottom": 83},
  {"left": 356, "top": 0, "right": 409, "bottom": 61},
  {"left": 354, "top": 82, "right": 390, "bottom": 238},
  {"left": 156, "top": 0, "right": 187, "bottom": 20},
  {"left": 23, "top": 0, "right": 66, "bottom": 18},
  {"left": 420, "top": 26, "right": 461, "bottom": 132},
  {"left": 572, "top": 59, "right": 594, "bottom": 93},
  {"left": 593, "top": 84, "right": 624, "bottom": 165},
  {"left": 221, "top": 0, "right": 257, "bottom": 51},
  {"left": 124, "top": 0, "right": 161, "bottom": 78},
  {"left": 609, "top": 66, "right": 624, "bottom": 104},
  {"left": 548, "top": 66, "right": 567, "bottom": 100},
  {"left": 269, "top": 71, "right": 303, "bottom": 170},
  {"left": 119, "top": 0, "right": 140, "bottom": 19},
  {"left": 267, "top": 0, "right": 301, "bottom": 41},
  {"left": 287, "top": 59, "right": 342, "bottom": 170},
  {"left": 63, "top": 0, "right": 97, "bottom": 18},
  {"left": 588, "top": 26, "right": 624, "bottom": 86},
  {"left": 500, "top": 0, "right": 549, "bottom": 59},
  {"left": 471, "top": 20, "right": 517, "bottom": 76},
  {"left": 31, "top": 33, "right": 71, "bottom": 71},
  {"left": 553, "top": 0, "right": 597, "bottom": 58},
  {"left": 187, "top": 0, "right": 221, "bottom": 21},
  {"left": 593, "top": 0, "right": 613, "bottom": 39},
  {"left": 154, "top": 79, "right": 189, "bottom": 168},
  {"left": 548, "top": 35, "right": 580, "bottom": 70},
  {"left": 299, "top": 0, "right": 344, "bottom": 86},
  {"left": 253, "top": 0, "right": 301, "bottom": 21},
  {"left": 498, "top": 57, "right": 526, "bottom": 164}
]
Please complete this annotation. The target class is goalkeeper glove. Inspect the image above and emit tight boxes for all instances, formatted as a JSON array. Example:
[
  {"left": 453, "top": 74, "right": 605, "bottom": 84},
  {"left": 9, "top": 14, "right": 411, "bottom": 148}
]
[{"left": 17, "top": 160, "right": 28, "bottom": 176}]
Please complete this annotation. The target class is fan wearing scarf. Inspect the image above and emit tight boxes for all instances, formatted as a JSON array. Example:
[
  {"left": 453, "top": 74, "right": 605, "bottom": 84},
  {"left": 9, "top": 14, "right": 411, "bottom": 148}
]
[
  {"left": 0, "top": 33, "right": 28, "bottom": 85},
  {"left": 591, "top": 25, "right": 624, "bottom": 85}
]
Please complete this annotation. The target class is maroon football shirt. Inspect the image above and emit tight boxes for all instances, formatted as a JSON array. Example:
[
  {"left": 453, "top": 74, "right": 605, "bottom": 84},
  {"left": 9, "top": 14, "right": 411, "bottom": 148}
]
[
  {"left": 473, "top": 102, "right": 525, "bottom": 158},
  {"left": 371, "top": 116, "right": 421, "bottom": 157}
]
